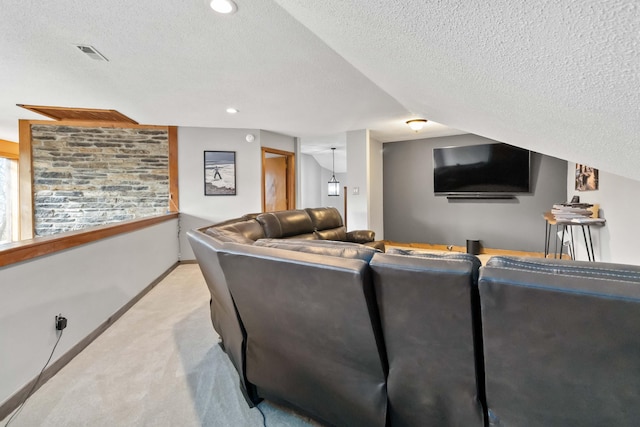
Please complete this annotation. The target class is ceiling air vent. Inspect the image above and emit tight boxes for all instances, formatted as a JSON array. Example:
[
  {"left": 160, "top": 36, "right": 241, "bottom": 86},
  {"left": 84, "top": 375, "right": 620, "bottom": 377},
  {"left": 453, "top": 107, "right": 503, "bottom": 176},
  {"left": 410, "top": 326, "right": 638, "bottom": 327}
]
[{"left": 75, "top": 45, "right": 109, "bottom": 61}]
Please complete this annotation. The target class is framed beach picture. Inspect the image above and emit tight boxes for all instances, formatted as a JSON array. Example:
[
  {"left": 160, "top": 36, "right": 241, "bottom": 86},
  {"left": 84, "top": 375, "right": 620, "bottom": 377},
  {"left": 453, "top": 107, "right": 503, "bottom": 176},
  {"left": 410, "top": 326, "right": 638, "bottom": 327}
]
[
  {"left": 575, "top": 163, "right": 598, "bottom": 191},
  {"left": 204, "top": 151, "right": 236, "bottom": 195}
]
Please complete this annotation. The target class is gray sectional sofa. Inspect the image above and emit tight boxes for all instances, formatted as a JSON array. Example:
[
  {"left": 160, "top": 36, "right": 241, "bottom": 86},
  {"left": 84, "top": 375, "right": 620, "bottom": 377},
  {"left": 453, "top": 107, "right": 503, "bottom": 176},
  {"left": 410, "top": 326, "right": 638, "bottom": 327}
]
[{"left": 187, "top": 208, "right": 640, "bottom": 427}]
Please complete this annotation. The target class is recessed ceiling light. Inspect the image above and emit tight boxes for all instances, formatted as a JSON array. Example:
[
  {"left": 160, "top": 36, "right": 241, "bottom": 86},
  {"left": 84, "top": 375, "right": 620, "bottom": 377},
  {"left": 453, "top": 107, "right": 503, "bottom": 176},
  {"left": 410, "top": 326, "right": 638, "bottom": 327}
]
[
  {"left": 210, "top": 0, "right": 237, "bottom": 14},
  {"left": 226, "top": 107, "right": 239, "bottom": 114}
]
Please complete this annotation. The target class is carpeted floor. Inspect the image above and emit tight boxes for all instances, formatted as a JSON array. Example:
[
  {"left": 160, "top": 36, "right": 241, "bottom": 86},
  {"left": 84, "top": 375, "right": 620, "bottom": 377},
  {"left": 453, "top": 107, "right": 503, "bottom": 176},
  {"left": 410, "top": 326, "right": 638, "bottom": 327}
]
[{"left": 1, "top": 264, "right": 322, "bottom": 427}]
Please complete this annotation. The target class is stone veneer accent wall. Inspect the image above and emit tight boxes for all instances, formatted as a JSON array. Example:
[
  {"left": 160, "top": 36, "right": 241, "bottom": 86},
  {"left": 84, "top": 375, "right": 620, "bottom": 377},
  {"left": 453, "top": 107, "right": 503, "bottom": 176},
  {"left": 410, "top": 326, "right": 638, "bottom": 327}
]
[{"left": 31, "top": 124, "right": 169, "bottom": 236}]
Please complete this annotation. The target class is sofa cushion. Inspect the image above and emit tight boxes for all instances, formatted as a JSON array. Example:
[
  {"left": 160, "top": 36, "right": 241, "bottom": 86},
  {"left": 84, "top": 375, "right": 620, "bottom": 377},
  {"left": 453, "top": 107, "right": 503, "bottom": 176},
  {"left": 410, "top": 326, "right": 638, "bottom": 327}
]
[
  {"left": 256, "top": 210, "right": 315, "bottom": 238},
  {"left": 387, "top": 248, "right": 481, "bottom": 280},
  {"left": 213, "top": 219, "right": 265, "bottom": 242},
  {"left": 479, "top": 257, "right": 640, "bottom": 427},
  {"left": 315, "top": 226, "right": 347, "bottom": 241},
  {"left": 204, "top": 227, "right": 256, "bottom": 244},
  {"left": 305, "top": 207, "right": 344, "bottom": 230},
  {"left": 254, "top": 238, "right": 380, "bottom": 262}
]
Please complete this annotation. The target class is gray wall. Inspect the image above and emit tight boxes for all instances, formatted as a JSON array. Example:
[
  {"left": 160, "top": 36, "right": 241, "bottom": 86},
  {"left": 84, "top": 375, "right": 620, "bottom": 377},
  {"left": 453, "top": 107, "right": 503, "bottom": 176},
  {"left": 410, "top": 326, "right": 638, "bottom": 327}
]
[{"left": 383, "top": 134, "right": 567, "bottom": 252}]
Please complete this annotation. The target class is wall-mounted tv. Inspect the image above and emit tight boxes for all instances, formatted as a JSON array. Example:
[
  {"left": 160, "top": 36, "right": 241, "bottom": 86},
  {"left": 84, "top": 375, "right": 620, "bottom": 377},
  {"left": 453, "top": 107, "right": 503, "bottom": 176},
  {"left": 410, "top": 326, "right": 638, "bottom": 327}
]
[{"left": 433, "top": 143, "right": 531, "bottom": 196}]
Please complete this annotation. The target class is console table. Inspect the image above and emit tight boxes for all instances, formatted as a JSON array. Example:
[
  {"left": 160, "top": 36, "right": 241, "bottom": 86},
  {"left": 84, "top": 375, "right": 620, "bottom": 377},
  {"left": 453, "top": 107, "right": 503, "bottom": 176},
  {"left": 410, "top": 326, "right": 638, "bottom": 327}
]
[{"left": 544, "top": 212, "right": 606, "bottom": 262}]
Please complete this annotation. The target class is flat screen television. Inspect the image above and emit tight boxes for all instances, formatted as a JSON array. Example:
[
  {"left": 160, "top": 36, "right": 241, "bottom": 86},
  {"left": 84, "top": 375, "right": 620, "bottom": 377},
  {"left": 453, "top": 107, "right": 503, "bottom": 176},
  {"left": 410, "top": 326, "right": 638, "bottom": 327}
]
[{"left": 433, "top": 143, "right": 531, "bottom": 196}]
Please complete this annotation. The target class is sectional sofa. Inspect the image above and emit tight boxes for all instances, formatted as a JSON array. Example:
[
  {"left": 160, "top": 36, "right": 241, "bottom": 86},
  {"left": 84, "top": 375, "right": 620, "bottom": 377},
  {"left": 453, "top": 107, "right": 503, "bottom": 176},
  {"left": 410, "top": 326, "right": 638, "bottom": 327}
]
[{"left": 187, "top": 207, "right": 640, "bottom": 427}]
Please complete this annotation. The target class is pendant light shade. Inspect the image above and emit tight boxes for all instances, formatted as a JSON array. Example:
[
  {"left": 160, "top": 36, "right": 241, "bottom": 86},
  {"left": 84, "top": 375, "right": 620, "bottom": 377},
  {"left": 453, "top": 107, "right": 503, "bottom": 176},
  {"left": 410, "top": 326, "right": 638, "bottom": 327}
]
[{"left": 328, "top": 147, "right": 340, "bottom": 196}]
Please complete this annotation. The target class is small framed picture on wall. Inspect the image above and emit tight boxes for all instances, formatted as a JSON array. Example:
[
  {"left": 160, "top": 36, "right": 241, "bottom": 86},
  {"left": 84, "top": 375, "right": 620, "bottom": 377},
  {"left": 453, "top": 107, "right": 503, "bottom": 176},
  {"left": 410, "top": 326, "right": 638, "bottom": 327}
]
[
  {"left": 204, "top": 151, "right": 236, "bottom": 196},
  {"left": 575, "top": 164, "right": 598, "bottom": 191}
]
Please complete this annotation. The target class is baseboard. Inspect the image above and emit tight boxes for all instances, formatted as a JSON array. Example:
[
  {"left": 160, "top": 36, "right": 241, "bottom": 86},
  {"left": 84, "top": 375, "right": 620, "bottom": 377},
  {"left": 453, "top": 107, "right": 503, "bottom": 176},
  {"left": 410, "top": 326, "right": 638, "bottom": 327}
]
[{"left": 0, "top": 261, "right": 180, "bottom": 421}]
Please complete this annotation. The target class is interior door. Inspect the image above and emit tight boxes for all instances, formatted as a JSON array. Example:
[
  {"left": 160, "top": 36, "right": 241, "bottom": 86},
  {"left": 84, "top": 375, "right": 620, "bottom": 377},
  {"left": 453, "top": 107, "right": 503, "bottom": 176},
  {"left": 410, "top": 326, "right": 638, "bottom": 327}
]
[
  {"left": 262, "top": 148, "right": 295, "bottom": 212},
  {"left": 265, "top": 155, "right": 287, "bottom": 211}
]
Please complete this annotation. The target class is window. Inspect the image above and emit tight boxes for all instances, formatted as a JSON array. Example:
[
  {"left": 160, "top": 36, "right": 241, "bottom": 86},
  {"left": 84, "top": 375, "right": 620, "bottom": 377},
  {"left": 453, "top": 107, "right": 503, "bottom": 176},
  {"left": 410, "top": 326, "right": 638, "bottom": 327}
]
[{"left": 0, "top": 156, "right": 19, "bottom": 244}]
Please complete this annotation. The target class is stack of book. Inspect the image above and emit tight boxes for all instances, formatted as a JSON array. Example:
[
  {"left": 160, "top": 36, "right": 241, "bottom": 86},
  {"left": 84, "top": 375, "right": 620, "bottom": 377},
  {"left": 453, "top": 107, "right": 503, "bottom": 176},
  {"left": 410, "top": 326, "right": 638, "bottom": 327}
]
[{"left": 551, "top": 203, "right": 594, "bottom": 221}]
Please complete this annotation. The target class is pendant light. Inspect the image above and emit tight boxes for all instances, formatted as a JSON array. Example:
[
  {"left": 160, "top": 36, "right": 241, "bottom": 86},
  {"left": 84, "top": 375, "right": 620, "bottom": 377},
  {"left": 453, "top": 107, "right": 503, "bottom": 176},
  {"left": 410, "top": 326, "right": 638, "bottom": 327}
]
[{"left": 328, "top": 147, "right": 340, "bottom": 196}]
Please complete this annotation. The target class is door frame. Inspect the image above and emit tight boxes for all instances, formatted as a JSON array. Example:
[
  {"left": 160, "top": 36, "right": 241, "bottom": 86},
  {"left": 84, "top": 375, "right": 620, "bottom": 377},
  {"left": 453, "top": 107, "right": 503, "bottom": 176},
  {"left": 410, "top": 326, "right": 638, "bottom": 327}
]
[{"left": 261, "top": 147, "right": 295, "bottom": 212}]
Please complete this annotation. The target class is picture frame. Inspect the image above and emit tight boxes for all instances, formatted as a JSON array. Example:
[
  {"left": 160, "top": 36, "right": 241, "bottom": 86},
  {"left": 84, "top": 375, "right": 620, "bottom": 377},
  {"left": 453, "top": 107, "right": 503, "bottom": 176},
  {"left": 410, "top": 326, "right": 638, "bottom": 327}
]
[
  {"left": 575, "top": 163, "right": 598, "bottom": 191},
  {"left": 204, "top": 151, "right": 236, "bottom": 196}
]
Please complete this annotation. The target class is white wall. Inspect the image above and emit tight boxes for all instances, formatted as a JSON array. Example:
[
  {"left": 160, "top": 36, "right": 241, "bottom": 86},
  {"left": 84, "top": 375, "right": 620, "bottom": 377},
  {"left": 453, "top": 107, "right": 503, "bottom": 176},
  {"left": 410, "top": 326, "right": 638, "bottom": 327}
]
[
  {"left": 346, "top": 130, "right": 384, "bottom": 238},
  {"left": 320, "top": 169, "right": 346, "bottom": 221},
  {"left": 260, "top": 130, "right": 295, "bottom": 153},
  {"left": 346, "top": 130, "right": 369, "bottom": 231},
  {"left": 178, "top": 127, "right": 298, "bottom": 260},
  {"left": 298, "top": 153, "right": 347, "bottom": 220},
  {"left": 178, "top": 127, "right": 263, "bottom": 260},
  {"left": 368, "top": 136, "right": 384, "bottom": 240},
  {"left": 0, "top": 219, "right": 179, "bottom": 407},
  {"left": 566, "top": 165, "right": 640, "bottom": 265},
  {"left": 298, "top": 153, "right": 323, "bottom": 209}
]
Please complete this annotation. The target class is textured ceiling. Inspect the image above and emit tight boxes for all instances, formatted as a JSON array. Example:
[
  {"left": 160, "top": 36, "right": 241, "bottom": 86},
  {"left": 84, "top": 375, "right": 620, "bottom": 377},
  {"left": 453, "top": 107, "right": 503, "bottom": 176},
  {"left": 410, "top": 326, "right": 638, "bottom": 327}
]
[{"left": 1, "top": 0, "right": 639, "bottom": 180}]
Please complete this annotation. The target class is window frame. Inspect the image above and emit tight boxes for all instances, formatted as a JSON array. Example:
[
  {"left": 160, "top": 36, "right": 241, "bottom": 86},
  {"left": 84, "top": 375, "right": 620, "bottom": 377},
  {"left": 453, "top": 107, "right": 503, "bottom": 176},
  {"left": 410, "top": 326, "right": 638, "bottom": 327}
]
[{"left": 0, "top": 139, "right": 20, "bottom": 243}]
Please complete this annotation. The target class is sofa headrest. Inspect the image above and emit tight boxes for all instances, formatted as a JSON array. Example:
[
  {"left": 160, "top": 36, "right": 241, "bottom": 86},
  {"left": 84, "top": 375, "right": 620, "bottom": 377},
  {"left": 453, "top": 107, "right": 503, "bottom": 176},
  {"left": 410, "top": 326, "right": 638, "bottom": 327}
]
[
  {"left": 385, "top": 248, "right": 482, "bottom": 281},
  {"left": 256, "top": 210, "right": 315, "bottom": 238},
  {"left": 204, "top": 227, "right": 256, "bottom": 244},
  {"left": 254, "top": 238, "right": 380, "bottom": 262},
  {"left": 485, "top": 256, "right": 640, "bottom": 282},
  {"left": 212, "top": 219, "right": 265, "bottom": 242},
  {"left": 305, "top": 207, "right": 344, "bottom": 230}
]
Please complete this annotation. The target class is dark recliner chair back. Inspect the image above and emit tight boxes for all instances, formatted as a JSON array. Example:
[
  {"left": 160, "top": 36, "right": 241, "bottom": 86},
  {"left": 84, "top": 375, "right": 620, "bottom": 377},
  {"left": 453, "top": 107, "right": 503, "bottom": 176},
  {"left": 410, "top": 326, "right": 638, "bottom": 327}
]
[
  {"left": 219, "top": 242, "right": 388, "bottom": 427},
  {"left": 186, "top": 228, "right": 259, "bottom": 404},
  {"left": 255, "top": 210, "right": 316, "bottom": 239},
  {"left": 370, "top": 251, "right": 486, "bottom": 427},
  {"left": 479, "top": 256, "right": 640, "bottom": 427}
]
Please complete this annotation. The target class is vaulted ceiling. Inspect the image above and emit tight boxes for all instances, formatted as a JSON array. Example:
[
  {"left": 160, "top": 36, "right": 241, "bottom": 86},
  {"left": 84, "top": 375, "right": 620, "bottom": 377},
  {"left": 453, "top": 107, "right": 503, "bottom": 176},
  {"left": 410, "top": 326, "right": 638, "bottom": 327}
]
[{"left": 2, "top": 1, "right": 639, "bottom": 180}]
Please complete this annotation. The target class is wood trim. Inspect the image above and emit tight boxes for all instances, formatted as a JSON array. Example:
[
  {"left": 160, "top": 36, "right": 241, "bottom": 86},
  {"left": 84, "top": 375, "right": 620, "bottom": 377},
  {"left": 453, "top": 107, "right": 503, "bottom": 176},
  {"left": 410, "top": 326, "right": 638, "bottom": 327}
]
[
  {"left": 0, "top": 261, "right": 180, "bottom": 421},
  {"left": 261, "top": 147, "right": 296, "bottom": 212},
  {"left": 17, "top": 104, "right": 138, "bottom": 124},
  {"left": 261, "top": 148, "right": 266, "bottom": 212},
  {"left": 168, "top": 126, "right": 179, "bottom": 212},
  {"left": 18, "top": 120, "right": 33, "bottom": 239},
  {"left": 24, "top": 119, "right": 165, "bottom": 130},
  {"left": 0, "top": 213, "right": 178, "bottom": 268},
  {"left": 0, "top": 139, "right": 19, "bottom": 159},
  {"left": 286, "top": 153, "right": 296, "bottom": 210},
  {"left": 383, "top": 240, "right": 548, "bottom": 258}
]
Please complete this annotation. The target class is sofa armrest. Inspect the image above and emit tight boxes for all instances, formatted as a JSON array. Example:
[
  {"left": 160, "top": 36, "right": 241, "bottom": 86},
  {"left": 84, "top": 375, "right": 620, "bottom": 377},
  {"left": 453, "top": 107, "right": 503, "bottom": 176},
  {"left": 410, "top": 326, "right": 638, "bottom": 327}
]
[{"left": 346, "top": 229, "right": 375, "bottom": 243}]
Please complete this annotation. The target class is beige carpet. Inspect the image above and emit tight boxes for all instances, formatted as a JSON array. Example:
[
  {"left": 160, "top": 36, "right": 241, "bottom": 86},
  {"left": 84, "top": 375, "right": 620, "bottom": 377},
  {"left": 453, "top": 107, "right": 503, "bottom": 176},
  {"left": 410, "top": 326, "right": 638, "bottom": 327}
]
[{"left": 1, "top": 264, "right": 321, "bottom": 427}]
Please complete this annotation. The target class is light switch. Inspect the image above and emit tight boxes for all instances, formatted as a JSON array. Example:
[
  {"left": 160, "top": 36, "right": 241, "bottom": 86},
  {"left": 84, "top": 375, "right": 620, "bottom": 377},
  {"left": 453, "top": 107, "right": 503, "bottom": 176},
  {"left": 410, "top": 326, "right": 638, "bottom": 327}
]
[{"left": 352, "top": 187, "right": 360, "bottom": 195}]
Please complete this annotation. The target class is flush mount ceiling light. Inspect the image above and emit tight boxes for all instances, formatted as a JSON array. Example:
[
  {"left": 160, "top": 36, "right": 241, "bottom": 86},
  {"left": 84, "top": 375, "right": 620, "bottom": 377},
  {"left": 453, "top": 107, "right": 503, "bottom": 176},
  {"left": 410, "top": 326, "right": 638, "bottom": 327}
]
[
  {"left": 226, "top": 107, "right": 239, "bottom": 114},
  {"left": 209, "top": 0, "right": 237, "bottom": 14},
  {"left": 406, "top": 119, "right": 428, "bottom": 132},
  {"left": 328, "top": 147, "right": 340, "bottom": 197}
]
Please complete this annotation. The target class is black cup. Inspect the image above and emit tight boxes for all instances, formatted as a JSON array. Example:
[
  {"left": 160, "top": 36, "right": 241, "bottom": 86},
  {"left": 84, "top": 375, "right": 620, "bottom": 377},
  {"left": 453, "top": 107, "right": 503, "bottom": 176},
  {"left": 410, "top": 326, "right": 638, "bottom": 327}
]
[{"left": 466, "top": 239, "right": 480, "bottom": 255}]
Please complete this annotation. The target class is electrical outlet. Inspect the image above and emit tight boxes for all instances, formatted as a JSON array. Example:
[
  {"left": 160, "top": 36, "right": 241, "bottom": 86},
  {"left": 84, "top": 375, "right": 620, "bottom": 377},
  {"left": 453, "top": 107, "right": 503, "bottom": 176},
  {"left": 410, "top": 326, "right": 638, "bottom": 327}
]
[{"left": 55, "top": 314, "right": 68, "bottom": 331}]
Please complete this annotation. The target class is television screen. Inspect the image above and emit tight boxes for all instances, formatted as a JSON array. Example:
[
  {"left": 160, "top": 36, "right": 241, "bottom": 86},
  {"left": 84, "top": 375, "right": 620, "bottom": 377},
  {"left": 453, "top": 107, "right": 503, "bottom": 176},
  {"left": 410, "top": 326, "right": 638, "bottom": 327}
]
[{"left": 433, "top": 143, "right": 531, "bottom": 195}]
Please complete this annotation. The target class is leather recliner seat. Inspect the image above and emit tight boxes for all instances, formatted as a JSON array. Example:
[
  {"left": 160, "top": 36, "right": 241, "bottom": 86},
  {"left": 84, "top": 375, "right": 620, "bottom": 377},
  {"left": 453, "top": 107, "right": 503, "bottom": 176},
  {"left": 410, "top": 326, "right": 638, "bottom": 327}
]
[{"left": 479, "top": 256, "right": 640, "bottom": 427}]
